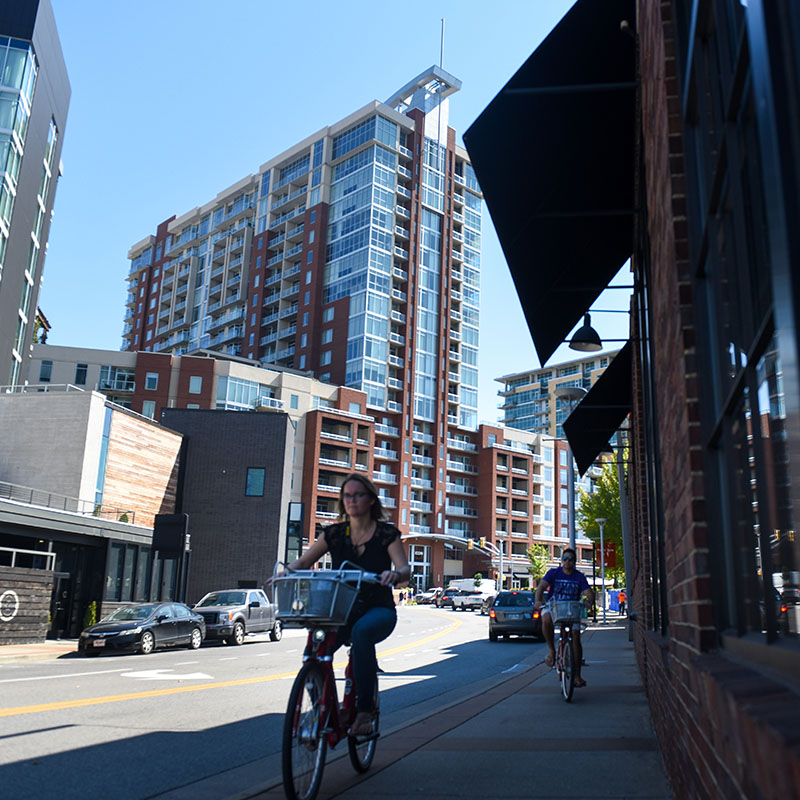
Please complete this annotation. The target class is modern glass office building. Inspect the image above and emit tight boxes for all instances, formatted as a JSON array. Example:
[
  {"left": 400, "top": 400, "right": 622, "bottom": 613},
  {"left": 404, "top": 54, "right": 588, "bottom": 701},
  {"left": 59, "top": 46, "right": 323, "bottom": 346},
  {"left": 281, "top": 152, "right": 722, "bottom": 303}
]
[{"left": 0, "top": 0, "right": 69, "bottom": 387}]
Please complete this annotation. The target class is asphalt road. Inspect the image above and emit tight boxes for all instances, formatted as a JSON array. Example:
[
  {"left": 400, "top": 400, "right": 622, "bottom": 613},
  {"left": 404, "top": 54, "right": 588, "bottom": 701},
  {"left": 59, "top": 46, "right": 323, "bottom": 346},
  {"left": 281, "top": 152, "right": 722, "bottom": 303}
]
[{"left": 0, "top": 606, "right": 546, "bottom": 800}]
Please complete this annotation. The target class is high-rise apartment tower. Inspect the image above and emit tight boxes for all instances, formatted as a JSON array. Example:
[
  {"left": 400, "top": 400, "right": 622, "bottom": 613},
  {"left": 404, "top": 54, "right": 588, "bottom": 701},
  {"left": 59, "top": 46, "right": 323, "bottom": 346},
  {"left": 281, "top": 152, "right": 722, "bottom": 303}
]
[
  {"left": 497, "top": 351, "right": 619, "bottom": 437},
  {"left": 0, "top": 0, "right": 69, "bottom": 386},
  {"left": 124, "top": 67, "right": 482, "bottom": 545}
]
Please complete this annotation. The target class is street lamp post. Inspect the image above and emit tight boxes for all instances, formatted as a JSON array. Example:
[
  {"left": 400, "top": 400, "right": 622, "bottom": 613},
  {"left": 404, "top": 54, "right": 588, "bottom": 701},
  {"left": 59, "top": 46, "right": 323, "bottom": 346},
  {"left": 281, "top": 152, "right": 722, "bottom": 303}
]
[
  {"left": 597, "top": 517, "right": 607, "bottom": 624},
  {"left": 555, "top": 385, "right": 588, "bottom": 550}
]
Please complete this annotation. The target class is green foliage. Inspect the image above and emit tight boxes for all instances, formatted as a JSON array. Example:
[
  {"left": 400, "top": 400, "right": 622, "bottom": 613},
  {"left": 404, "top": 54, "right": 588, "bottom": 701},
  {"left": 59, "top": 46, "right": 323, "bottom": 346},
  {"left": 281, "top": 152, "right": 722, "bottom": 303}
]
[
  {"left": 118, "top": 513, "right": 129, "bottom": 523},
  {"left": 577, "top": 458, "right": 625, "bottom": 581},
  {"left": 83, "top": 601, "right": 97, "bottom": 628},
  {"left": 473, "top": 572, "right": 482, "bottom": 587},
  {"left": 526, "top": 543, "right": 550, "bottom": 582}
]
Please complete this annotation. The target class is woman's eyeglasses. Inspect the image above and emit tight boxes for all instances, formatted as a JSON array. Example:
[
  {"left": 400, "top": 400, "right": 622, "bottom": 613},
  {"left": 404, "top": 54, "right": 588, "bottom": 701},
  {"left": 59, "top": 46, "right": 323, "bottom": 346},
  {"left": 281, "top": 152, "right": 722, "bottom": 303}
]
[
  {"left": 562, "top": 556, "right": 575, "bottom": 562},
  {"left": 343, "top": 492, "right": 369, "bottom": 501}
]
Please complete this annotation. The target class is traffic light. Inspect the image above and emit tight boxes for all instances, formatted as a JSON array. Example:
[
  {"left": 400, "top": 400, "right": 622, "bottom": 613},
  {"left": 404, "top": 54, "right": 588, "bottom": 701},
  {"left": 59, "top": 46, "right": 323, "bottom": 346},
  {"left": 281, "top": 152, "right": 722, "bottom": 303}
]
[
  {"left": 479, "top": 537, "right": 486, "bottom": 549},
  {"left": 467, "top": 538, "right": 474, "bottom": 550}
]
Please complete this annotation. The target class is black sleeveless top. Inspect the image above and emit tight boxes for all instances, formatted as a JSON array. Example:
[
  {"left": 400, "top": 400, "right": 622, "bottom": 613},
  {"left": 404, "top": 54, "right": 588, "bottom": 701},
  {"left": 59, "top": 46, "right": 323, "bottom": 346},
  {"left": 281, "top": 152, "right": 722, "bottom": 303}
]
[{"left": 323, "top": 520, "right": 400, "bottom": 612}]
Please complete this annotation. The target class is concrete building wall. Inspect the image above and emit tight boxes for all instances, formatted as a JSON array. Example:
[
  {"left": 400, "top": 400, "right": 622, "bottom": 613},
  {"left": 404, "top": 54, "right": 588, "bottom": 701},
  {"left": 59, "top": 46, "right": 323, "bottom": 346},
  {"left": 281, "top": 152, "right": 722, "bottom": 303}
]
[{"left": 0, "top": 389, "right": 104, "bottom": 502}]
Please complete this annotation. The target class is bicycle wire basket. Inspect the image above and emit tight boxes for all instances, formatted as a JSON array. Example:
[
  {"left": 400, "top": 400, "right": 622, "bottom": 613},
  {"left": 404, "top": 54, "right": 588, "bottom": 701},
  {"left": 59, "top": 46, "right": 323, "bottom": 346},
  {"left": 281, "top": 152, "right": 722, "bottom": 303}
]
[
  {"left": 272, "top": 569, "right": 364, "bottom": 628},
  {"left": 549, "top": 599, "right": 588, "bottom": 624}
]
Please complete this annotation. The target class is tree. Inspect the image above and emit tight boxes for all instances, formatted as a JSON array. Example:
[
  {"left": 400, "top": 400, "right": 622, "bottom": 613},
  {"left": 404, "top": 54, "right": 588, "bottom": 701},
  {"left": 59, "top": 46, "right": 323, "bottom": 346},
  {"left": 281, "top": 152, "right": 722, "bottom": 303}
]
[
  {"left": 576, "top": 458, "right": 626, "bottom": 583},
  {"left": 526, "top": 543, "right": 549, "bottom": 584}
]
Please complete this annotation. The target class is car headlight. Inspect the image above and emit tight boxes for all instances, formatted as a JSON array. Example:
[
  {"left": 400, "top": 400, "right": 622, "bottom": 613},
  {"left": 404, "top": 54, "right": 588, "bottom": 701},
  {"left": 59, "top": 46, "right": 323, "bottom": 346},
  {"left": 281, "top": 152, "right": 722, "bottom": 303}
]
[
  {"left": 219, "top": 612, "right": 231, "bottom": 623},
  {"left": 131, "top": 626, "right": 142, "bottom": 634}
]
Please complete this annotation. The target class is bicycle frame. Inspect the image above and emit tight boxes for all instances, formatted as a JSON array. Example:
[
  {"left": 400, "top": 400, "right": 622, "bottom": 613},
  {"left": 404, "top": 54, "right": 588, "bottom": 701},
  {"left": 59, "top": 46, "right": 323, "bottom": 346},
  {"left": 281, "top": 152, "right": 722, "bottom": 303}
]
[
  {"left": 555, "top": 620, "right": 577, "bottom": 702},
  {"left": 294, "top": 628, "right": 356, "bottom": 749}
]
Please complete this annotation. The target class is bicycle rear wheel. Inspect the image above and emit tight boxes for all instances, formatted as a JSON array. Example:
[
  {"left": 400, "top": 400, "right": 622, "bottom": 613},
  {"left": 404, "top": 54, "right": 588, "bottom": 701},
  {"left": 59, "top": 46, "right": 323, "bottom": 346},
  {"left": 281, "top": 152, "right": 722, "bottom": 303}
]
[
  {"left": 560, "top": 631, "right": 575, "bottom": 702},
  {"left": 282, "top": 662, "right": 328, "bottom": 800},
  {"left": 348, "top": 675, "right": 379, "bottom": 772}
]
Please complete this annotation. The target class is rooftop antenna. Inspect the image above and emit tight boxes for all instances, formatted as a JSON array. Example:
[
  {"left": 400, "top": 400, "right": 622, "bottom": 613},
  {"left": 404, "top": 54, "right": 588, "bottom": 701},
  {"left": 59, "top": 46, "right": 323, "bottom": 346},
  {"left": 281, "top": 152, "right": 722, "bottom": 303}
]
[{"left": 437, "top": 18, "right": 445, "bottom": 161}]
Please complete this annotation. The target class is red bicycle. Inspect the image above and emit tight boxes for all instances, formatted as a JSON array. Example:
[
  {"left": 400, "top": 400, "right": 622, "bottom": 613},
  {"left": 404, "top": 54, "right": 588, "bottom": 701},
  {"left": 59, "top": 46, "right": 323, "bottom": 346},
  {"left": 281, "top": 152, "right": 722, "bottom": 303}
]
[{"left": 272, "top": 564, "right": 381, "bottom": 800}]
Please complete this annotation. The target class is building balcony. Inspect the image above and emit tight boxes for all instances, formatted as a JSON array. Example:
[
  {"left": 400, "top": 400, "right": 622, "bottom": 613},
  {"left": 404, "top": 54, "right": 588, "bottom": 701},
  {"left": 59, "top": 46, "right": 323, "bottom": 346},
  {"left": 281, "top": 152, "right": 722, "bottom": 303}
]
[
  {"left": 446, "top": 482, "right": 477, "bottom": 496},
  {"left": 412, "top": 454, "right": 434, "bottom": 466},
  {"left": 408, "top": 524, "right": 432, "bottom": 535},
  {"left": 386, "top": 400, "right": 402, "bottom": 412},
  {"left": 411, "top": 477, "right": 433, "bottom": 489},
  {"left": 410, "top": 501, "right": 432, "bottom": 512},
  {"left": 446, "top": 460, "right": 477, "bottom": 474},
  {"left": 373, "top": 471, "right": 397, "bottom": 484},
  {"left": 375, "top": 447, "right": 398, "bottom": 460},
  {"left": 374, "top": 423, "right": 399, "bottom": 437},
  {"left": 319, "top": 456, "right": 350, "bottom": 468},
  {"left": 396, "top": 184, "right": 411, "bottom": 199},
  {"left": 446, "top": 505, "right": 477, "bottom": 518},
  {"left": 412, "top": 430, "right": 434, "bottom": 444},
  {"left": 320, "top": 430, "right": 352, "bottom": 443}
]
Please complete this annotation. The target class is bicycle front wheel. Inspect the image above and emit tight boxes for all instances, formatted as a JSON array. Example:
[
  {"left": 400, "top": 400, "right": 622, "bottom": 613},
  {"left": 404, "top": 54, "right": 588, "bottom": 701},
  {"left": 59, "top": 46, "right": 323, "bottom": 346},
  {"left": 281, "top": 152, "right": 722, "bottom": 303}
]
[
  {"left": 348, "top": 675, "right": 379, "bottom": 772},
  {"left": 282, "top": 662, "right": 328, "bottom": 800},
  {"left": 560, "top": 633, "right": 575, "bottom": 702}
]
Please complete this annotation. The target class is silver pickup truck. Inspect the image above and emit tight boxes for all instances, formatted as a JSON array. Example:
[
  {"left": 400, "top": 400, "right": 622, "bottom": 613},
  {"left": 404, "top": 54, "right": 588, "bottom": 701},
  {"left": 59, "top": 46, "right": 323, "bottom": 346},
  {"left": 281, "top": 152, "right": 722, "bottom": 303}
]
[{"left": 192, "top": 589, "right": 281, "bottom": 646}]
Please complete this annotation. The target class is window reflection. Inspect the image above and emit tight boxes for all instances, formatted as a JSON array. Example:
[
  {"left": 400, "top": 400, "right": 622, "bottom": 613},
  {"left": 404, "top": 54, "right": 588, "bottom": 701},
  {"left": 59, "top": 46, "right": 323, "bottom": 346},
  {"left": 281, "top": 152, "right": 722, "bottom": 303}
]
[{"left": 756, "top": 342, "right": 798, "bottom": 639}]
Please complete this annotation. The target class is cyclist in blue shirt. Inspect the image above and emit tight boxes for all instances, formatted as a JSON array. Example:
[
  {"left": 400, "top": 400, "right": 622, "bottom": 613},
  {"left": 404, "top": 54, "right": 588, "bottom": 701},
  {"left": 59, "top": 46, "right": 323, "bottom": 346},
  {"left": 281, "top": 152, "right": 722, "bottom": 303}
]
[{"left": 534, "top": 548, "right": 594, "bottom": 687}]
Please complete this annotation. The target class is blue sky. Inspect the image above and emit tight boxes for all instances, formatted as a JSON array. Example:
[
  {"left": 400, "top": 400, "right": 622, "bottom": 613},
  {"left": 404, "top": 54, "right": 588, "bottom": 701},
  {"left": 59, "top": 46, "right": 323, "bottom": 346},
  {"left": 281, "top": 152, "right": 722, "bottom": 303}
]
[{"left": 42, "top": 0, "right": 629, "bottom": 422}]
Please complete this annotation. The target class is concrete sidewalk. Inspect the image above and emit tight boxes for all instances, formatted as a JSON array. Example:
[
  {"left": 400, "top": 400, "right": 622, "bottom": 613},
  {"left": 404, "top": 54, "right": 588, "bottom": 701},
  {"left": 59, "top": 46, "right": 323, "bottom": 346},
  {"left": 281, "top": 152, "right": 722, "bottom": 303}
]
[
  {"left": 0, "top": 638, "right": 78, "bottom": 663},
  {"left": 249, "top": 621, "right": 673, "bottom": 800}
]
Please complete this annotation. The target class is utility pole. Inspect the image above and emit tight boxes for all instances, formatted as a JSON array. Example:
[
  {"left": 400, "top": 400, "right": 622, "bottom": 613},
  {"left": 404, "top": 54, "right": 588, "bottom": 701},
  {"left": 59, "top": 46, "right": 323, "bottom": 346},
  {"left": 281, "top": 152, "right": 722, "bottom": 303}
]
[{"left": 597, "top": 517, "right": 607, "bottom": 624}]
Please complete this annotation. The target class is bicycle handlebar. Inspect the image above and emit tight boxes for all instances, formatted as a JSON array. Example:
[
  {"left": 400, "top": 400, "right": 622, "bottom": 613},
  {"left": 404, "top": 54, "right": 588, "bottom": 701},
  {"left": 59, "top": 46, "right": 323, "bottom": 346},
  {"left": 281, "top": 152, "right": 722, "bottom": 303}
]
[{"left": 269, "top": 560, "right": 382, "bottom": 586}]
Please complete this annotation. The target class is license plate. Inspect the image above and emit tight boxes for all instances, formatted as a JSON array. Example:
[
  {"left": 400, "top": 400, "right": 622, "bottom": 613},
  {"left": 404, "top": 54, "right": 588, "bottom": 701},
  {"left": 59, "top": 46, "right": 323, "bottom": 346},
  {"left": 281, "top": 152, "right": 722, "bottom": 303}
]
[
  {"left": 92, "top": 639, "right": 106, "bottom": 647},
  {"left": 507, "top": 614, "right": 521, "bottom": 620}
]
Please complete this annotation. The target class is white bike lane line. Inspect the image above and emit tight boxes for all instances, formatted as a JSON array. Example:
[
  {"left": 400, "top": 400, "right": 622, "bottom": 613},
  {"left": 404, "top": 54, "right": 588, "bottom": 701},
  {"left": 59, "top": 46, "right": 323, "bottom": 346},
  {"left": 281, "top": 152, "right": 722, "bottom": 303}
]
[{"left": 0, "top": 612, "right": 462, "bottom": 718}]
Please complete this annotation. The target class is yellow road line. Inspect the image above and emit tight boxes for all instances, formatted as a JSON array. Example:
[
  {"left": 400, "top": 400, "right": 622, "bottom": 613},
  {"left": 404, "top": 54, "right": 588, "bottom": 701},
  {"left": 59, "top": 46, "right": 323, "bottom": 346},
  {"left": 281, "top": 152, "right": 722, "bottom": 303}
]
[{"left": 0, "top": 612, "right": 461, "bottom": 718}]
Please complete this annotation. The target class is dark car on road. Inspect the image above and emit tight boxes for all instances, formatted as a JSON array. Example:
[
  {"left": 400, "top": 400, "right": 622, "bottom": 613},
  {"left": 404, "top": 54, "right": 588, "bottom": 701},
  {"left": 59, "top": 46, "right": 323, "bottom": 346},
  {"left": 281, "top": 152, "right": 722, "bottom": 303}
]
[
  {"left": 488, "top": 590, "right": 543, "bottom": 642},
  {"left": 436, "top": 587, "right": 461, "bottom": 608},
  {"left": 79, "top": 602, "right": 206, "bottom": 656}
]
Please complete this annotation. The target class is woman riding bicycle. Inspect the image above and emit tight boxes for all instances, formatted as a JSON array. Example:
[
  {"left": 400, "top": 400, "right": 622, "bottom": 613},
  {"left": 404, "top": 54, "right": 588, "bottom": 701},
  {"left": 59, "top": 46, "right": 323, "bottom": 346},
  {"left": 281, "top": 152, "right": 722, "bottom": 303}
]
[{"left": 286, "top": 473, "right": 410, "bottom": 737}]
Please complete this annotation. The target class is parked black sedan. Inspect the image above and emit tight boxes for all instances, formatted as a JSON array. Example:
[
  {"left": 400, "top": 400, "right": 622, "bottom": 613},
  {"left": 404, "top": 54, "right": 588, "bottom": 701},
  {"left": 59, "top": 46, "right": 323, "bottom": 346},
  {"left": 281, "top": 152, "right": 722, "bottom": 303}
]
[
  {"left": 79, "top": 602, "right": 205, "bottom": 656},
  {"left": 488, "top": 590, "right": 543, "bottom": 641}
]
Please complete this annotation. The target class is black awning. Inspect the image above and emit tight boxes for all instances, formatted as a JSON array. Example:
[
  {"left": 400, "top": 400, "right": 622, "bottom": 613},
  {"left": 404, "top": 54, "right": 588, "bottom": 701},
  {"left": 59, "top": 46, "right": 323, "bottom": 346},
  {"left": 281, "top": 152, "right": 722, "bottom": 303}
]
[
  {"left": 463, "top": 0, "right": 636, "bottom": 366},
  {"left": 563, "top": 341, "right": 632, "bottom": 475}
]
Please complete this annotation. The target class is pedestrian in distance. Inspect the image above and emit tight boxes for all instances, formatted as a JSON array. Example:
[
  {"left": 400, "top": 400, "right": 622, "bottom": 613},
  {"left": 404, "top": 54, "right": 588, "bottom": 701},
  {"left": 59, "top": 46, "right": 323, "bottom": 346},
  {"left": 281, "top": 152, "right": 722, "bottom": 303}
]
[
  {"left": 285, "top": 473, "right": 410, "bottom": 737},
  {"left": 617, "top": 589, "right": 627, "bottom": 616},
  {"left": 535, "top": 548, "right": 595, "bottom": 687}
]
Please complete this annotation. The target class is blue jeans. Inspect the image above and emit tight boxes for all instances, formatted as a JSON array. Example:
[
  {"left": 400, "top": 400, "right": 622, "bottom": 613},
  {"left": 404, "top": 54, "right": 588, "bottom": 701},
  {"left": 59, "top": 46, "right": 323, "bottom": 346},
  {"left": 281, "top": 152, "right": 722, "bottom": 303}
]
[{"left": 338, "top": 606, "right": 397, "bottom": 712}]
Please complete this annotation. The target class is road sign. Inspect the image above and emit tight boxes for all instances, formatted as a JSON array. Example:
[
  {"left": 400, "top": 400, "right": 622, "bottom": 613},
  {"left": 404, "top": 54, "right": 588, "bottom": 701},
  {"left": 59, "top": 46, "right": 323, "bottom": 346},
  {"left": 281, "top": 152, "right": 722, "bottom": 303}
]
[{"left": 595, "top": 540, "right": 616, "bottom": 568}]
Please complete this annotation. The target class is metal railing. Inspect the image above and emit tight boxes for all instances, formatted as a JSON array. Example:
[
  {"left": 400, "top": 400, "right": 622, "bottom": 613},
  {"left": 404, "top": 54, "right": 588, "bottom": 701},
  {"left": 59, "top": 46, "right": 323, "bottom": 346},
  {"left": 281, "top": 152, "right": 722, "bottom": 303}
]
[
  {"left": 0, "top": 545, "right": 56, "bottom": 570},
  {"left": 0, "top": 479, "right": 135, "bottom": 524}
]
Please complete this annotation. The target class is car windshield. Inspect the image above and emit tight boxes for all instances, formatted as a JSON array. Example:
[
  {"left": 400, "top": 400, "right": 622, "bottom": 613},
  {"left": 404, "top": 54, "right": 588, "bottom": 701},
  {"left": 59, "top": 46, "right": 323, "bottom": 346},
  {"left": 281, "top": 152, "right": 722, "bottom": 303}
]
[
  {"left": 196, "top": 591, "right": 247, "bottom": 607},
  {"left": 495, "top": 593, "right": 534, "bottom": 607},
  {"left": 102, "top": 605, "right": 158, "bottom": 621}
]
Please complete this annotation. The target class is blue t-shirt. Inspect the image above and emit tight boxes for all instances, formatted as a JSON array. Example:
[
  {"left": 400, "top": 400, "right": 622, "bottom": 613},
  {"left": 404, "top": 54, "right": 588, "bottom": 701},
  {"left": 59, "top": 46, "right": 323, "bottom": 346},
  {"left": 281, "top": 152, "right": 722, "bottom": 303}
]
[{"left": 543, "top": 566, "right": 590, "bottom": 600}]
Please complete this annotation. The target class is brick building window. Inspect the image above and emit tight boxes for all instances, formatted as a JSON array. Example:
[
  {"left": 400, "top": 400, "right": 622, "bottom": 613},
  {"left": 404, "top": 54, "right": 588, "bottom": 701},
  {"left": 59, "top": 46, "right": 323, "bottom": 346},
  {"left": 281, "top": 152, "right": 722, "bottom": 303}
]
[{"left": 145, "top": 372, "right": 158, "bottom": 390}]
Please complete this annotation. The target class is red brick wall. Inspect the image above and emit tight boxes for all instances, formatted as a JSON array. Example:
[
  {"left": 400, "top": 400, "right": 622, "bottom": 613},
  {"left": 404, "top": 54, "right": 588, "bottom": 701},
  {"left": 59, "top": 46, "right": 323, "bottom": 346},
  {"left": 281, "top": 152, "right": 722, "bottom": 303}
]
[{"left": 633, "top": 3, "right": 800, "bottom": 798}]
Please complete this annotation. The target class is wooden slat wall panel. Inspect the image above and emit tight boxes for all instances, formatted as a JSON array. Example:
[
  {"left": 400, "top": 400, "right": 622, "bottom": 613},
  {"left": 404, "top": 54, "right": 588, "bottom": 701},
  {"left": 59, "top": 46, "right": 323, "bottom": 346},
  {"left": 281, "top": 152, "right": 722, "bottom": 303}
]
[
  {"left": 0, "top": 567, "right": 54, "bottom": 644},
  {"left": 101, "top": 412, "right": 182, "bottom": 528}
]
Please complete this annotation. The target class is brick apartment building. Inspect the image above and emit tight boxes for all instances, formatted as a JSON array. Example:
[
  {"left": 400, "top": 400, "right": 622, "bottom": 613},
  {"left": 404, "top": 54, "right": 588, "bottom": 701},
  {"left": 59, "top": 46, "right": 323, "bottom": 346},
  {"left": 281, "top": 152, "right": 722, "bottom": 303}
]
[
  {"left": 27, "top": 343, "right": 604, "bottom": 592},
  {"left": 466, "top": 0, "right": 800, "bottom": 796}
]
